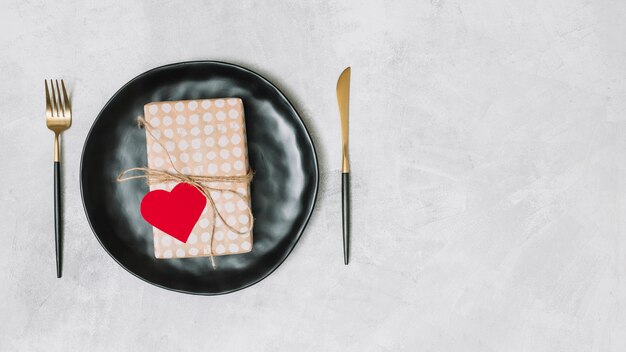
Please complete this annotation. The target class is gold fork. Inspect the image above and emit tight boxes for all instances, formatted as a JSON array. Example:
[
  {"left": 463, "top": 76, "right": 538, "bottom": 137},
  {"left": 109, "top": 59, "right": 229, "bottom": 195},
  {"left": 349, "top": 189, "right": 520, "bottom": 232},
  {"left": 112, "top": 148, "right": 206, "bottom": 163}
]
[{"left": 45, "top": 80, "right": 72, "bottom": 278}]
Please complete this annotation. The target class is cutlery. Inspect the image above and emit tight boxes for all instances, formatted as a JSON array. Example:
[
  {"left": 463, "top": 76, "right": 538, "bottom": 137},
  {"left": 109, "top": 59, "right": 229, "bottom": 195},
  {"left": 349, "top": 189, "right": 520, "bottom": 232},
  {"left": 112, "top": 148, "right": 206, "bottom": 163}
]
[
  {"left": 336, "top": 67, "right": 351, "bottom": 265},
  {"left": 45, "top": 80, "right": 72, "bottom": 278}
]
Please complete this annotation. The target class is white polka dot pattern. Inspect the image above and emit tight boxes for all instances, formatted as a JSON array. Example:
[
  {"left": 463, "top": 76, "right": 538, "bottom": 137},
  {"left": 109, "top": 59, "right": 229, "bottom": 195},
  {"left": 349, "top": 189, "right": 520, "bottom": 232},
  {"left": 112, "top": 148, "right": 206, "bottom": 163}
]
[{"left": 144, "top": 98, "right": 253, "bottom": 259}]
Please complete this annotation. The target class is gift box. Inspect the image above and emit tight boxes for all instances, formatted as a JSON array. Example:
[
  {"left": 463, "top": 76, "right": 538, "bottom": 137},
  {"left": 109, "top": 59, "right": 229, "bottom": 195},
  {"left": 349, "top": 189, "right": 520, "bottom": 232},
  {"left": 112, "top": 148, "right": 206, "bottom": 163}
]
[{"left": 143, "top": 98, "right": 253, "bottom": 259}]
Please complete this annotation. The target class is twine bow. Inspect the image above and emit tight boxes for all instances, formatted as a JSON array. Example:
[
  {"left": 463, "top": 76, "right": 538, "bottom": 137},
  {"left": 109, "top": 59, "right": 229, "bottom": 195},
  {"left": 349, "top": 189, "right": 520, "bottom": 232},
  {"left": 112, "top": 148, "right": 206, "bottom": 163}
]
[{"left": 117, "top": 116, "right": 253, "bottom": 268}]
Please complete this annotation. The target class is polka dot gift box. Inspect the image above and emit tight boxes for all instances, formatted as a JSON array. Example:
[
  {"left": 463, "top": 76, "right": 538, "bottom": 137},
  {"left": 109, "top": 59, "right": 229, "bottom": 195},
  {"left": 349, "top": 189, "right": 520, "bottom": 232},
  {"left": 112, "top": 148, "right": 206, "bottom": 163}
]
[{"left": 143, "top": 98, "right": 253, "bottom": 259}]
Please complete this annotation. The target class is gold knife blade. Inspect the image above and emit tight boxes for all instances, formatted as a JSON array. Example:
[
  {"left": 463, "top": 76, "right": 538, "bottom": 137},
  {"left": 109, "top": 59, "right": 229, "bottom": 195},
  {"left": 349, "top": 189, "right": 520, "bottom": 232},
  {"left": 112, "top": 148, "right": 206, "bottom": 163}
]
[{"left": 336, "top": 67, "right": 351, "bottom": 173}]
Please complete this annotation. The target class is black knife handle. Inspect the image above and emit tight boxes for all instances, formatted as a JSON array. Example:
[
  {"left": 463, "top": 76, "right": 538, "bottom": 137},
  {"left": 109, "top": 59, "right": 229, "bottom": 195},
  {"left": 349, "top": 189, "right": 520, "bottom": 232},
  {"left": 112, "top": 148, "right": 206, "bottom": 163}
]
[
  {"left": 342, "top": 172, "right": 350, "bottom": 265},
  {"left": 54, "top": 161, "right": 62, "bottom": 278}
]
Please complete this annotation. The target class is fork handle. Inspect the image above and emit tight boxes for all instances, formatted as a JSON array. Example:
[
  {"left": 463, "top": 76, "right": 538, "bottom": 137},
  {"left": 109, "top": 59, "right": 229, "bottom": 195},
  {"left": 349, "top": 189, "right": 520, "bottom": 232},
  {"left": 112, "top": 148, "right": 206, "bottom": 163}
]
[{"left": 54, "top": 161, "right": 62, "bottom": 278}]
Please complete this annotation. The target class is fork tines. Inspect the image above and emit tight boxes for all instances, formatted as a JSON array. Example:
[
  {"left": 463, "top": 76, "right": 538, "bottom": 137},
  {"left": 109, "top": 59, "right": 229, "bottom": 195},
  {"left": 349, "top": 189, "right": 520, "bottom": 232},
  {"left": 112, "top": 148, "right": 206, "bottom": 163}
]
[{"left": 45, "top": 79, "right": 71, "bottom": 118}]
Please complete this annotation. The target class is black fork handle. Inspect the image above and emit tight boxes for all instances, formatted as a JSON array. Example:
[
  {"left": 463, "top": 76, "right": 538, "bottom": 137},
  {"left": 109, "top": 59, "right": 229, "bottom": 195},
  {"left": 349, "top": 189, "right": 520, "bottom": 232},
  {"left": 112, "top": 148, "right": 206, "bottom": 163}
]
[{"left": 54, "top": 161, "right": 62, "bottom": 278}]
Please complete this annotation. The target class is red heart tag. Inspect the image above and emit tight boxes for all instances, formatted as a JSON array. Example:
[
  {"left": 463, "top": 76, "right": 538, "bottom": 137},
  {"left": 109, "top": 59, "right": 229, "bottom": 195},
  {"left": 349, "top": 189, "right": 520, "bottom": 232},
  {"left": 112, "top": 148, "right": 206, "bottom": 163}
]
[{"left": 140, "top": 183, "right": 207, "bottom": 243}]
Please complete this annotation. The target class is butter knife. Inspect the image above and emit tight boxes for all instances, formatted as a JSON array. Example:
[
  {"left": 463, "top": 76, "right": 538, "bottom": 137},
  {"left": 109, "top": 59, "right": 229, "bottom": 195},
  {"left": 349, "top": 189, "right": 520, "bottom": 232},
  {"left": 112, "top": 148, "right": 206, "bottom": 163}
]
[{"left": 336, "top": 67, "right": 351, "bottom": 265}]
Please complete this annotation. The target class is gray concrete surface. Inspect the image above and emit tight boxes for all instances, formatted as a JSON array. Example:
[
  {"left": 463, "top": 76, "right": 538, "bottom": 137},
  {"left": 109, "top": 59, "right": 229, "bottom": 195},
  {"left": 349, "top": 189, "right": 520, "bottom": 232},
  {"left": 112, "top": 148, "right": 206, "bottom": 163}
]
[{"left": 1, "top": 0, "right": 625, "bottom": 351}]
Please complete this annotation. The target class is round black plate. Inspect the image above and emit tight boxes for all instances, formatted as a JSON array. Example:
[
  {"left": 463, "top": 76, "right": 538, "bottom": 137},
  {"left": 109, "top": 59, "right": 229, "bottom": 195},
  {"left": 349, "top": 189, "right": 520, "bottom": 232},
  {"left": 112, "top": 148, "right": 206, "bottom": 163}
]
[{"left": 81, "top": 61, "right": 319, "bottom": 295}]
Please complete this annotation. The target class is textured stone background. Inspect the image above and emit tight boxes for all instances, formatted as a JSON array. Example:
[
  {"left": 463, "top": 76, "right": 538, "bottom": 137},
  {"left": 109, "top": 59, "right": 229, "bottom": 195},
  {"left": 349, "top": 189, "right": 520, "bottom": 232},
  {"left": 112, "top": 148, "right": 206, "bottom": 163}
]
[{"left": 1, "top": 0, "right": 625, "bottom": 351}]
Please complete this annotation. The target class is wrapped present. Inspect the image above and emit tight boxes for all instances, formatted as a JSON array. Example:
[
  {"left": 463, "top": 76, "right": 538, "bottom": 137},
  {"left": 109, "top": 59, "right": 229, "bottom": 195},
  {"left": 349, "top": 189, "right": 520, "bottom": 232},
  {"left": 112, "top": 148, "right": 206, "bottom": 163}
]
[{"left": 141, "top": 98, "right": 253, "bottom": 259}]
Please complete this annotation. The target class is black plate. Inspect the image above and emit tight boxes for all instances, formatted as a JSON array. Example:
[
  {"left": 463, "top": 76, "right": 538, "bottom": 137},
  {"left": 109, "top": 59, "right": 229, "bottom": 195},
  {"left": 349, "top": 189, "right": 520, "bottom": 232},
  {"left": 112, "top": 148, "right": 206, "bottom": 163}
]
[{"left": 81, "top": 61, "right": 319, "bottom": 295}]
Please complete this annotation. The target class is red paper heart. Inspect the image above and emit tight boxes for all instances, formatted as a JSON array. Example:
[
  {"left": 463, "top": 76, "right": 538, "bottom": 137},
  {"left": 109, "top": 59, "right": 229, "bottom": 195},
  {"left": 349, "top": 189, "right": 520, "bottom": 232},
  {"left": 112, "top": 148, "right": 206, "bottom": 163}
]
[{"left": 140, "top": 183, "right": 207, "bottom": 243}]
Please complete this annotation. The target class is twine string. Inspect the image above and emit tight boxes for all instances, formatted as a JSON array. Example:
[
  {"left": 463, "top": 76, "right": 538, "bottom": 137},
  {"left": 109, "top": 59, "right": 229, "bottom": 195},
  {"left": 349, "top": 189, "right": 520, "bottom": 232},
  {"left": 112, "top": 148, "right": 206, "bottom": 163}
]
[{"left": 117, "top": 116, "right": 253, "bottom": 268}]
